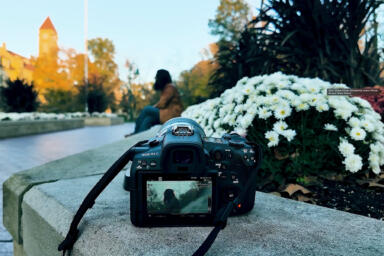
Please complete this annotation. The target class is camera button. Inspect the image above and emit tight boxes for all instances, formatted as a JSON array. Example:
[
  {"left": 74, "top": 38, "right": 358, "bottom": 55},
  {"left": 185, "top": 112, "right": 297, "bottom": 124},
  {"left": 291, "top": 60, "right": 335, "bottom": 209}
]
[
  {"left": 149, "top": 139, "right": 159, "bottom": 147},
  {"left": 141, "top": 160, "right": 147, "bottom": 167},
  {"left": 225, "top": 149, "right": 232, "bottom": 159},
  {"left": 227, "top": 190, "right": 236, "bottom": 201},
  {"left": 213, "top": 150, "right": 222, "bottom": 161},
  {"left": 229, "top": 141, "right": 244, "bottom": 148}
]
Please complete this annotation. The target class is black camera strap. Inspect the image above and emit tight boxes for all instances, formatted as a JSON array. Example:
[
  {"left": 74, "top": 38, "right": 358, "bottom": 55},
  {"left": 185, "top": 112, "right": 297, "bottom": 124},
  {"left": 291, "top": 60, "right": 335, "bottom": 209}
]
[
  {"left": 192, "top": 169, "right": 258, "bottom": 256},
  {"left": 58, "top": 141, "right": 261, "bottom": 256},
  {"left": 58, "top": 140, "right": 148, "bottom": 256},
  {"left": 192, "top": 143, "right": 262, "bottom": 256}
]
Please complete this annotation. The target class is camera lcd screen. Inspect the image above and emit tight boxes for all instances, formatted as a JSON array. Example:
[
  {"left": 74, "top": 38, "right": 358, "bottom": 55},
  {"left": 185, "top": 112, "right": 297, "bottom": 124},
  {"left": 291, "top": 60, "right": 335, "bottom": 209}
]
[{"left": 146, "top": 177, "right": 212, "bottom": 215}]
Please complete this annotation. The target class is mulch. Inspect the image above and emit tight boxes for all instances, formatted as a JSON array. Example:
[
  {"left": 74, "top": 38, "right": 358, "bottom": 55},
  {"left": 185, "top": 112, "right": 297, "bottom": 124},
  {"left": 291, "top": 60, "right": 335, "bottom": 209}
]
[
  {"left": 259, "top": 175, "right": 384, "bottom": 221},
  {"left": 307, "top": 179, "right": 384, "bottom": 220}
]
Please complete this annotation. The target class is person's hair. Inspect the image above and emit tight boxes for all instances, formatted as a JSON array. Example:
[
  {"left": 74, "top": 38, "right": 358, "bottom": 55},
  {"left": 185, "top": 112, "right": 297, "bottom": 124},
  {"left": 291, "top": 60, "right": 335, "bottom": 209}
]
[
  {"left": 154, "top": 69, "right": 172, "bottom": 91},
  {"left": 163, "top": 189, "right": 176, "bottom": 204}
]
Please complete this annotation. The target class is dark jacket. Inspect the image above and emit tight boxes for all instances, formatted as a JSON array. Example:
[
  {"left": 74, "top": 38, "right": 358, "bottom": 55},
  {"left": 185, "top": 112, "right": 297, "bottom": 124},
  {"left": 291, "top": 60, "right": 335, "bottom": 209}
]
[{"left": 154, "top": 83, "right": 183, "bottom": 123}]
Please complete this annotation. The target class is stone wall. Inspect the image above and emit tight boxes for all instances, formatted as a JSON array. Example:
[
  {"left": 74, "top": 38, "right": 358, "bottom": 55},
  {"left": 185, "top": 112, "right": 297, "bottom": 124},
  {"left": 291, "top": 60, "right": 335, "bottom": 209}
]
[
  {"left": 0, "top": 119, "right": 84, "bottom": 139},
  {"left": 84, "top": 117, "right": 124, "bottom": 126}
]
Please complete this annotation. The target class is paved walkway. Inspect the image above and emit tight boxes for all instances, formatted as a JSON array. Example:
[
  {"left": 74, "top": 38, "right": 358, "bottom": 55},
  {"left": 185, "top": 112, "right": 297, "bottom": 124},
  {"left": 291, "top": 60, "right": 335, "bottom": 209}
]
[{"left": 0, "top": 123, "right": 135, "bottom": 255}]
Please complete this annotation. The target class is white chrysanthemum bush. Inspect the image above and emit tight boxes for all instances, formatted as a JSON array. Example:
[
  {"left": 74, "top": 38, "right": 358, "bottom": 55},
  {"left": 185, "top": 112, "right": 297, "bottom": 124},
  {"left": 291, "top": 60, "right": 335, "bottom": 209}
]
[{"left": 182, "top": 72, "right": 384, "bottom": 186}]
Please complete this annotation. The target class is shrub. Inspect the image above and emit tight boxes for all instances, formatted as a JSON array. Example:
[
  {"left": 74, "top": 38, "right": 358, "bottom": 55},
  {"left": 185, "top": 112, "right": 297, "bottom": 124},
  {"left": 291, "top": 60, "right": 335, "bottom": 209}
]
[
  {"left": 40, "top": 89, "right": 81, "bottom": 113},
  {"left": 209, "top": 0, "right": 383, "bottom": 97},
  {"left": 182, "top": 73, "right": 384, "bottom": 186},
  {"left": 0, "top": 79, "right": 39, "bottom": 112},
  {"left": 77, "top": 82, "right": 112, "bottom": 113}
]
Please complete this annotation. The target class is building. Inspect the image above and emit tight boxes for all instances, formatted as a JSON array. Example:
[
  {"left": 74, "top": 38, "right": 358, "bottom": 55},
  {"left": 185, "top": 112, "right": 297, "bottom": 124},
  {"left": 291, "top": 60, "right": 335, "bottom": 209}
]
[
  {"left": 0, "top": 42, "right": 34, "bottom": 84},
  {"left": 38, "top": 17, "right": 58, "bottom": 61},
  {"left": 0, "top": 17, "right": 58, "bottom": 88}
]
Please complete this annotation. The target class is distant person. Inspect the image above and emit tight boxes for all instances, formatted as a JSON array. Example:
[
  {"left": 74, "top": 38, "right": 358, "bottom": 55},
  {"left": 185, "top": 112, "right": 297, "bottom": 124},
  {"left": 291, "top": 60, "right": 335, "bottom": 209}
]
[
  {"left": 133, "top": 69, "right": 183, "bottom": 134},
  {"left": 163, "top": 189, "right": 180, "bottom": 213}
]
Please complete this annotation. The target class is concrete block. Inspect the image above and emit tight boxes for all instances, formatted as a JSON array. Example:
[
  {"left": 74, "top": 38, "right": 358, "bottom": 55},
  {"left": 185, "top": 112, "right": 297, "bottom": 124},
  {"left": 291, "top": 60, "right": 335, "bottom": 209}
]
[
  {"left": 84, "top": 117, "right": 124, "bottom": 126},
  {"left": 21, "top": 173, "right": 384, "bottom": 256},
  {"left": 3, "top": 125, "right": 160, "bottom": 244},
  {"left": 13, "top": 241, "right": 26, "bottom": 256},
  {"left": 0, "top": 119, "right": 84, "bottom": 139}
]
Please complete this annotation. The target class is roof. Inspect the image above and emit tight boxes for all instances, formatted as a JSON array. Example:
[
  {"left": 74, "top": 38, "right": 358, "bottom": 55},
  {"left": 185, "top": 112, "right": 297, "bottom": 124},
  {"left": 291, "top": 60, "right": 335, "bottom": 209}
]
[
  {"left": 39, "top": 17, "right": 57, "bottom": 33},
  {"left": 7, "top": 50, "right": 28, "bottom": 60}
]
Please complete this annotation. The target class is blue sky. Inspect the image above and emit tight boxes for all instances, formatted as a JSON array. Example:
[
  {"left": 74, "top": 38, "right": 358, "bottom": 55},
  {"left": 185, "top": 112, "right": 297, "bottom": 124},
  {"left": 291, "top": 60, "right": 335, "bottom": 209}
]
[{"left": 0, "top": 0, "right": 261, "bottom": 83}]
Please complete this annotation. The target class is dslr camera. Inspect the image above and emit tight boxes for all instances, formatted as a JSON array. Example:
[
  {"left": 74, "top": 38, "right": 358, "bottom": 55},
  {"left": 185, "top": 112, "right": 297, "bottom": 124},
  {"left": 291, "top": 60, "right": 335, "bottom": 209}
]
[
  {"left": 124, "top": 117, "right": 261, "bottom": 227},
  {"left": 58, "top": 117, "right": 261, "bottom": 255}
]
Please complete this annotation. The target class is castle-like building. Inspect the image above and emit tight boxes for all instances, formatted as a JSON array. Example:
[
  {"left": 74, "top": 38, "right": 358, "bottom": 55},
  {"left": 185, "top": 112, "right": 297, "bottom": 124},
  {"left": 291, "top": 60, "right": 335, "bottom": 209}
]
[{"left": 0, "top": 17, "right": 58, "bottom": 87}]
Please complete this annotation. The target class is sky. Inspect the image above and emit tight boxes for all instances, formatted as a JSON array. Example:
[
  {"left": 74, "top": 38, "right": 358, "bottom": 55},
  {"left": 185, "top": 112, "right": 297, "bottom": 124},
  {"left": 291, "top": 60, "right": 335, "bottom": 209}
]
[{"left": 0, "top": 0, "right": 262, "bottom": 84}]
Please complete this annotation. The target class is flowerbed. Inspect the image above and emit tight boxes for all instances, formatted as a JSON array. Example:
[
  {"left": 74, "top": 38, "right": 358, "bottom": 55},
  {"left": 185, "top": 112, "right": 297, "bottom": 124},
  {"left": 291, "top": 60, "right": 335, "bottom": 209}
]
[
  {"left": 0, "top": 112, "right": 118, "bottom": 122},
  {"left": 182, "top": 73, "right": 384, "bottom": 188}
]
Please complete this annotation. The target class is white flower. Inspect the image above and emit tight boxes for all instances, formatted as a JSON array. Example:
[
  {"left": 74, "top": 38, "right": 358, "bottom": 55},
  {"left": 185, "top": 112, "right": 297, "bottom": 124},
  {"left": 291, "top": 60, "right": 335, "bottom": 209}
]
[
  {"left": 315, "top": 102, "right": 329, "bottom": 112},
  {"left": 351, "top": 97, "right": 372, "bottom": 109},
  {"left": 343, "top": 154, "right": 363, "bottom": 173},
  {"left": 371, "top": 164, "right": 381, "bottom": 175},
  {"left": 274, "top": 105, "right": 292, "bottom": 119},
  {"left": 338, "top": 139, "right": 355, "bottom": 157},
  {"left": 273, "top": 121, "right": 288, "bottom": 134},
  {"left": 368, "top": 151, "right": 381, "bottom": 174},
  {"left": 360, "top": 118, "right": 375, "bottom": 132},
  {"left": 349, "top": 127, "right": 366, "bottom": 141},
  {"left": 281, "top": 129, "right": 296, "bottom": 142},
  {"left": 295, "top": 102, "right": 310, "bottom": 111},
  {"left": 258, "top": 107, "right": 272, "bottom": 119},
  {"left": 334, "top": 108, "right": 353, "bottom": 120},
  {"left": 237, "top": 114, "right": 254, "bottom": 129},
  {"left": 265, "top": 131, "right": 279, "bottom": 147},
  {"left": 324, "top": 123, "right": 338, "bottom": 131},
  {"left": 348, "top": 117, "right": 361, "bottom": 128},
  {"left": 308, "top": 94, "right": 323, "bottom": 106}
]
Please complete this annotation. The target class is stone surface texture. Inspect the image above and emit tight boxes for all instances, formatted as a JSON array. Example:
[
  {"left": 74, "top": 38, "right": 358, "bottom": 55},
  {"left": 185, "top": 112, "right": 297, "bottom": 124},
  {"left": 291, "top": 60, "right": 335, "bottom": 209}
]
[
  {"left": 0, "top": 119, "right": 84, "bottom": 139},
  {"left": 4, "top": 123, "right": 384, "bottom": 256},
  {"left": 22, "top": 173, "right": 384, "bottom": 256},
  {"left": 84, "top": 117, "right": 124, "bottom": 126},
  {"left": 1, "top": 122, "right": 135, "bottom": 255},
  {"left": 3, "top": 125, "right": 160, "bottom": 244}
]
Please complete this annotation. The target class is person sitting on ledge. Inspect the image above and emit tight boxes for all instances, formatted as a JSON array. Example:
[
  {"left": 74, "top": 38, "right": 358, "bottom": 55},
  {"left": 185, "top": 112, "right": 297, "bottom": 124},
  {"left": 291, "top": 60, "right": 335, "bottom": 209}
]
[{"left": 133, "top": 69, "right": 183, "bottom": 134}]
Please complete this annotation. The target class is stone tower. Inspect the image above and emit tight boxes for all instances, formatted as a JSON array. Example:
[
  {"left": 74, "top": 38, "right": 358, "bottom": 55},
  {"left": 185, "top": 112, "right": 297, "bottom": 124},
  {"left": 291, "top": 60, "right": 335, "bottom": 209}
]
[{"left": 38, "top": 17, "right": 58, "bottom": 60}]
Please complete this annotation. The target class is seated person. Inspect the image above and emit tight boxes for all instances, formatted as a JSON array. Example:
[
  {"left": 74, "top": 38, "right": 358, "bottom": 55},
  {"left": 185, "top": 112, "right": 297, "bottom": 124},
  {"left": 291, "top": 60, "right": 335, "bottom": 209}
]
[{"left": 134, "top": 69, "right": 183, "bottom": 133}]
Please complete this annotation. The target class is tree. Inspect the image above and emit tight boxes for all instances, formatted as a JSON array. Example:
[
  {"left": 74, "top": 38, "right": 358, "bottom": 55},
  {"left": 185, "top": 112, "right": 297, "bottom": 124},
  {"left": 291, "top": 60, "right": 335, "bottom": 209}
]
[
  {"left": 210, "top": 0, "right": 384, "bottom": 96},
  {"left": 207, "top": 0, "right": 251, "bottom": 97},
  {"left": 208, "top": 0, "right": 251, "bottom": 42},
  {"left": 88, "top": 38, "right": 122, "bottom": 110},
  {"left": 77, "top": 79, "right": 111, "bottom": 113},
  {"left": 0, "top": 79, "right": 39, "bottom": 112},
  {"left": 120, "top": 60, "right": 158, "bottom": 120},
  {"left": 32, "top": 48, "right": 72, "bottom": 93},
  {"left": 40, "top": 89, "right": 80, "bottom": 113},
  {"left": 178, "top": 59, "right": 217, "bottom": 107}
]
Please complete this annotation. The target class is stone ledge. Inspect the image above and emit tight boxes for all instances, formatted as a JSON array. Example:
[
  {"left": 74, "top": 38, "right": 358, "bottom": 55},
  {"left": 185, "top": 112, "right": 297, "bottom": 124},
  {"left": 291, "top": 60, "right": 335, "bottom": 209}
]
[
  {"left": 2, "top": 125, "right": 161, "bottom": 244},
  {"left": 84, "top": 117, "right": 124, "bottom": 126},
  {"left": 0, "top": 119, "right": 84, "bottom": 139},
  {"left": 21, "top": 173, "right": 384, "bottom": 256}
]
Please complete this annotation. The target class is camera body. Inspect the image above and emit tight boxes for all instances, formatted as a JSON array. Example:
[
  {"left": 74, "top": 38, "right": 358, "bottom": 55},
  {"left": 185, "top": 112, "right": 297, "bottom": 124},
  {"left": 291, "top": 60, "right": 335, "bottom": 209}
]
[{"left": 124, "top": 118, "right": 260, "bottom": 227}]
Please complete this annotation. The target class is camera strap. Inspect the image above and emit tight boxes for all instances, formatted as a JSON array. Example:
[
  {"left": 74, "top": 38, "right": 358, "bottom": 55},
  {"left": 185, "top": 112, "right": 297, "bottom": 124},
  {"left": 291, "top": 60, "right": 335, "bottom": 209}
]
[
  {"left": 58, "top": 140, "right": 148, "bottom": 256},
  {"left": 192, "top": 143, "right": 262, "bottom": 256},
  {"left": 58, "top": 141, "right": 261, "bottom": 256}
]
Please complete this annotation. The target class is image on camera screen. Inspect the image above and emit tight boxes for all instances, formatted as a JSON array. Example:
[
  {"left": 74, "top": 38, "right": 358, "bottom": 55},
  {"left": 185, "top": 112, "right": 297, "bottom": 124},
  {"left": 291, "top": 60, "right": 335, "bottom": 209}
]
[{"left": 146, "top": 178, "right": 212, "bottom": 215}]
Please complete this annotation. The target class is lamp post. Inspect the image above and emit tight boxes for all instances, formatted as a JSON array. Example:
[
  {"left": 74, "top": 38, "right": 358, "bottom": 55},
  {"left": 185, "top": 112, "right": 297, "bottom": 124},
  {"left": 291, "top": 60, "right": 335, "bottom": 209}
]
[{"left": 84, "top": 0, "right": 89, "bottom": 113}]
